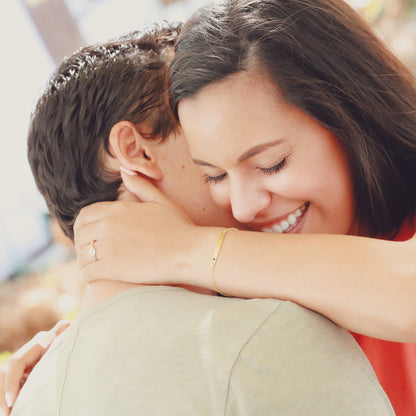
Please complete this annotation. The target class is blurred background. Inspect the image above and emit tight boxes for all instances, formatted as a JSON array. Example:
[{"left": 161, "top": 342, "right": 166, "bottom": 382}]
[{"left": 0, "top": 0, "right": 415, "bottom": 360}]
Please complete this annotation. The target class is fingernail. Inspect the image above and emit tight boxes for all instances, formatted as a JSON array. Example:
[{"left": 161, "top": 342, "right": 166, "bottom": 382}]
[
  {"left": 5, "top": 392, "right": 13, "bottom": 408},
  {"left": 120, "top": 166, "right": 137, "bottom": 176},
  {"left": 39, "top": 332, "right": 55, "bottom": 349}
]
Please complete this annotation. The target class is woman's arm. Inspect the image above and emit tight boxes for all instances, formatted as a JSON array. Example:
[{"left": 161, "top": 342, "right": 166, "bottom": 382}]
[
  {"left": 74, "top": 173, "right": 416, "bottom": 342},
  {"left": 200, "top": 229, "right": 416, "bottom": 342}
]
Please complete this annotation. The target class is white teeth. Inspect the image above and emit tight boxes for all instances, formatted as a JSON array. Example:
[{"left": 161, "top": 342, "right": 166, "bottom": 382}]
[
  {"left": 272, "top": 224, "right": 283, "bottom": 233},
  {"left": 281, "top": 221, "right": 289, "bottom": 231},
  {"left": 288, "top": 214, "right": 297, "bottom": 224},
  {"left": 261, "top": 203, "right": 308, "bottom": 234}
]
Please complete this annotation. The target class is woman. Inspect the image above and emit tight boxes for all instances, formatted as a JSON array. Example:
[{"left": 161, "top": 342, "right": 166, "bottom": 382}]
[
  {"left": 169, "top": 1, "right": 416, "bottom": 413},
  {"left": 78, "top": 1, "right": 416, "bottom": 414},
  {"left": 3, "top": 0, "right": 416, "bottom": 414}
]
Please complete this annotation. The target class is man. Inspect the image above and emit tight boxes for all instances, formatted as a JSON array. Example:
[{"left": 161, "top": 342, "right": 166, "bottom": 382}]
[{"left": 8, "top": 25, "right": 393, "bottom": 415}]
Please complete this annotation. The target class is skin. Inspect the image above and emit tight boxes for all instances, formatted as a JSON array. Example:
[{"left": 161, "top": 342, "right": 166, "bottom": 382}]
[{"left": 179, "top": 70, "right": 358, "bottom": 236}]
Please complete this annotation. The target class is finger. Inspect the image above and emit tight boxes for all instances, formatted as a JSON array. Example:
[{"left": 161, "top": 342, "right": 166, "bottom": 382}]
[
  {"left": 4, "top": 337, "right": 47, "bottom": 407},
  {"left": 0, "top": 321, "right": 72, "bottom": 414},
  {"left": 3, "top": 320, "right": 71, "bottom": 408},
  {"left": 79, "top": 255, "right": 106, "bottom": 283},
  {"left": 74, "top": 223, "right": 98, "bottom": 254},
  {"left": 121, "top": 170, "right": 173, "bottom": 206},
  {"left": 76, "top": 234, "right": 107, "bottom": 282},
  {"left": 26, "top": 320, "right": 71, "bottom": 351},
  {"left": 52, "top": 320, "right": 72, "bottom": 337},
  {"left": 77, "top": 251, "right": 104, "bottom": 283},
  {"left": 0, "top": 369, "right": 11, "bottom": 416},
  {"left": 4, "top": 357, "right": 28, "bottom": 409},
  {"left": 74, "top": 223, "right": 106, "bottom": 264},
  {"left": 74, "top": 201, "right": 120, "bottom": 236}
]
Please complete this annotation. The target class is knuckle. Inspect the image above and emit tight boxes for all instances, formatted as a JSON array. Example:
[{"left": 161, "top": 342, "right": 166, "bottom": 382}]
[
  {"left": 33, "top": 331, "right": 48, "bottom": 344},
  {"left": 6, "top": 357, "right": 19, "bottom": 372},
  {"left": 96, "top": 220, "right": 106, "bottom": 235}
]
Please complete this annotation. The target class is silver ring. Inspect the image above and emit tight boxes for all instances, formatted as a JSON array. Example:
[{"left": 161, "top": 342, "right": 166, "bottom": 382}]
[{"left": 89, "top": 240, "right": 98, "bottom": 261}]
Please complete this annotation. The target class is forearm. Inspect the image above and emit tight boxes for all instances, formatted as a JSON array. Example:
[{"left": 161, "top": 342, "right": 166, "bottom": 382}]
[
  {"left": 183, "top": 228, "right": 416, "bottom": 342},
  {"left": 75, "top": 199, "right": 416, "bottom": 341}
]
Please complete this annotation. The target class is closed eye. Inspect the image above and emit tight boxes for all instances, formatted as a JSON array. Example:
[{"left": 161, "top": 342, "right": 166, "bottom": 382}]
[
  {"left": 204, "top": 172, "right": 227, "bottom": 185},
  {"left": 260, "top": 158, "right": 287, "bottom": 176}
]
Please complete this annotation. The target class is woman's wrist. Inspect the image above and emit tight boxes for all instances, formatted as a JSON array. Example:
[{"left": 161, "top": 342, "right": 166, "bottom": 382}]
[{"left": 174, "top": 225, "right": 226, "bottom": 291}]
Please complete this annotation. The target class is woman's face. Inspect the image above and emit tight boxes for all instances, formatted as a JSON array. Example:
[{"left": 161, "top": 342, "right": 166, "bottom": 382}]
[{"left": 178, "top": 71, "right": 357, "bottom": 235}]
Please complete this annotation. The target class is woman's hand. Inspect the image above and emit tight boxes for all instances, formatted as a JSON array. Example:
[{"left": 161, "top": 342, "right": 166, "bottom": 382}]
[
  {"left": 74, "top": 172, "right": 201, "bottom": 285},
  {"left": 0, "top": 320, "right": 71, "bottom": 415}
]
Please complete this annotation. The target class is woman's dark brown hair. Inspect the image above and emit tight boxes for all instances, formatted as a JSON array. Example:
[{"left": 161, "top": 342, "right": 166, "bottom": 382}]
[{"left": 170, "top": 0, "right": 416, "bottom": 237}]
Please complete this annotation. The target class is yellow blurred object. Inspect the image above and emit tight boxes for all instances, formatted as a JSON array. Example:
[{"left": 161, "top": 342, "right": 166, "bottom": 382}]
[
  {"left": 0, "top": 351, "right": 12, "bottom": 365},
  {"left": 364, "top": 0, "right": 386, "bottom": 19}
]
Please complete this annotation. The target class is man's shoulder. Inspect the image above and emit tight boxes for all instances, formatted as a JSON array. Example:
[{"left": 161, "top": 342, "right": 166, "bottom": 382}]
[
  {"left": 71, "top": 286, "right": 347, "bottom": 362},
  {"left": 223, "top": 300, "right": 394, "bottom": 415},
  {"left": 76, "top": 285, "right": 286, "bottom": 332},
  {"left": 12, "top": 287, "right": 394, "bottom": 415}
]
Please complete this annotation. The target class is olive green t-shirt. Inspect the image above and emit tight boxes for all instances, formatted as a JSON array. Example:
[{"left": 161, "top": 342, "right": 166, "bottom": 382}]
[{"left": 12, "top": 286, "right": 394, "bottom": 415}]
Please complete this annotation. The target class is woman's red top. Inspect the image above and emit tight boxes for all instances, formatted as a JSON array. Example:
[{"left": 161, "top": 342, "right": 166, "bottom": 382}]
[{"left": 352, "top": 216, "right": 416, "bottom": 416}]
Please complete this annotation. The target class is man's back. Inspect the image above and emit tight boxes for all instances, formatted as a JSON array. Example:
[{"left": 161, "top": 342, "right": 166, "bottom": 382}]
[{"left": 11, "top": 286, "right": 393, "bottom": 415}]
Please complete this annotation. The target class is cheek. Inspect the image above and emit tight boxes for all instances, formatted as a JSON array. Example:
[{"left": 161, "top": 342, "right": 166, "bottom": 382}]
[
  {"left": 323, "top": 149, "right": 356, "bottom": 215},
  {"left": 209, "top": 185, "right": 231, "bottom": 210},
  {"left": 330, "top": 169, "right": 356, "bottom": 230},
  {"left": 304, "top": 163, "right": 356, "bottom": 233},
  {"left": 261, "top": 167, "right": 310, "bottom": 200},
  {"left": 188, "top": 190, "right": 238, "bottom": 227}
]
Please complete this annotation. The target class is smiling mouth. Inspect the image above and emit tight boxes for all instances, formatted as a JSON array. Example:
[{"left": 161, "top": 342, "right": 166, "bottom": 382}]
[{"left": 260, "top": 202, "right": 310, "bottom": 234}]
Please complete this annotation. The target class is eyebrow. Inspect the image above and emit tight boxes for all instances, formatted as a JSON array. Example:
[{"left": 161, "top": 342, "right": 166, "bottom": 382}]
[{"left": 193, "top": 138, "right": 288, "bottom": 167}]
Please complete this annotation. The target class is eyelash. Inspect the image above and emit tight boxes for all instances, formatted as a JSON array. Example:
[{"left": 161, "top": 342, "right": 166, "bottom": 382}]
[
  {"left": 204, "top": 173, "right": 227, "bottom": 185},
  {"left": 203, "top": 158, "right": 287, "bottom": 185},
  {"left": 260, "top": 158, "right": 287, "bottom": 176}
]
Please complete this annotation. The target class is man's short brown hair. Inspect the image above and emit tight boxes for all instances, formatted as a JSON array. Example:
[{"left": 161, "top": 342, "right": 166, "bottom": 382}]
[{"left": 28, "top": 24, "right": 180, "bottom": 240}]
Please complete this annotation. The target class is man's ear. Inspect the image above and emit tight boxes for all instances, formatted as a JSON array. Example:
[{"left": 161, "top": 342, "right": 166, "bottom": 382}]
[{"left": 108, "top": 121, "right": 163, "bottom": 181}]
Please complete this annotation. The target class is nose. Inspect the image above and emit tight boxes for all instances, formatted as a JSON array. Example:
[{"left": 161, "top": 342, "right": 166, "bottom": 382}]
[{"left": 229, "top": 177, "right": 271, "bottom": 224}]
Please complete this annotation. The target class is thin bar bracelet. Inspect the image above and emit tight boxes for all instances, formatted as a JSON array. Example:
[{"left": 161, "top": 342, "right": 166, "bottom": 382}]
[{"left": 210, "top": 228, "right": 237, "bottom": 296}]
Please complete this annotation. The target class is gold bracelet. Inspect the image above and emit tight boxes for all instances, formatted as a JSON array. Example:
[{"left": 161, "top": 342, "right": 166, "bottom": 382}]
[{"left": 210, "top": 228, "right": 237, "bottom": 297}]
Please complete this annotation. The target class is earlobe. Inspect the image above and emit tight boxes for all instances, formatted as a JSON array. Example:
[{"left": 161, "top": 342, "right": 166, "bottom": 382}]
[{"left": 108, "top": 121, "right": 163, "bottom": 181}]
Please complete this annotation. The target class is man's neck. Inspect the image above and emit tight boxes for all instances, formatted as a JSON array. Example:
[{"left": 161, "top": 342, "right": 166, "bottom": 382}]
[
  {"left": 80, "top": 281, "right": 215, "bottom": 312},
  {"left": 80, "top": 280, "right": 141, "bottom": 312}
]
